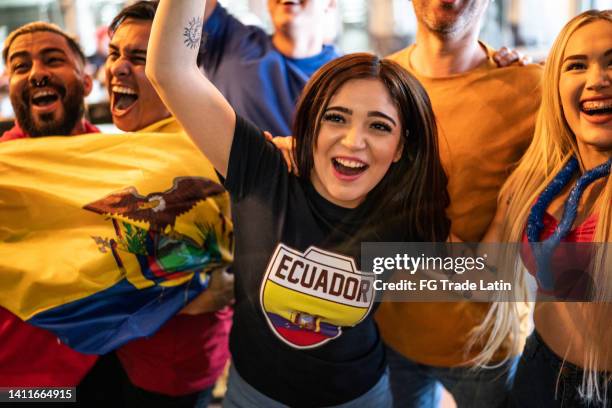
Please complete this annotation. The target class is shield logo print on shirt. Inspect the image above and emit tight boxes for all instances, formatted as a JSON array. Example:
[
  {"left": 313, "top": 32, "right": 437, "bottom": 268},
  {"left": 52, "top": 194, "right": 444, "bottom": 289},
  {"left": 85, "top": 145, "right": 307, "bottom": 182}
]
[{"left": 260, "top": 244, "right": 375, "bottom": 349}]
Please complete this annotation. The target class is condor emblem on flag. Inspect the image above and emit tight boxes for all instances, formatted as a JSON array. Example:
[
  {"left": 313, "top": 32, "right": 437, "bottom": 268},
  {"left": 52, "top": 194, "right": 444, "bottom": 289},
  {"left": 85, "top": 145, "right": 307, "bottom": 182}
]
[
  {"left": 260, "top": 244, "right": 375, "bottom": 349},
  {"left": 83, "top": 176, "right": 230, "bottom": 285}
]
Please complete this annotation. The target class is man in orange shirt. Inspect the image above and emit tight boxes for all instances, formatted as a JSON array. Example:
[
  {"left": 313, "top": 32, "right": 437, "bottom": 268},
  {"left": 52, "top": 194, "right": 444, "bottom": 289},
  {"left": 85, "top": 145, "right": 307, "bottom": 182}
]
[{"left": 375, "top": 0, "right": 542, "bottom": 407}]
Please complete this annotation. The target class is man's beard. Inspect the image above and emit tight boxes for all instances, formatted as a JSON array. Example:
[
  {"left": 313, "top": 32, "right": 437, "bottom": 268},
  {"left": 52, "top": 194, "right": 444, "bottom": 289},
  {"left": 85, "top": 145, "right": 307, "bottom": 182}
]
[
  {"left": 422, "top": 2, "right": 483, "bottom": 36},
  {"left": 11, "top": 80, "right": 85, "bottom": 138}
]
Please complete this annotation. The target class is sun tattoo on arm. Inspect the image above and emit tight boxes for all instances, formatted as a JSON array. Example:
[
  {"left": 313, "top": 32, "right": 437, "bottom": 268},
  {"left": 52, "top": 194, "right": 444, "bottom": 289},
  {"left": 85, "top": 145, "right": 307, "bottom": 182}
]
[{"left": 183, "top": 17, "right": 203, "bottom": 49}]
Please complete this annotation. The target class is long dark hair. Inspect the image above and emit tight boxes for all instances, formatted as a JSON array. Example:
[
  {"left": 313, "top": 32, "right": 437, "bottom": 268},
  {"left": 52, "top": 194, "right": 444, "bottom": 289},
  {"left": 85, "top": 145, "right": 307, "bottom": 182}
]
[{"left": 293, "top": 53, "right": 450, "bottom": 242}]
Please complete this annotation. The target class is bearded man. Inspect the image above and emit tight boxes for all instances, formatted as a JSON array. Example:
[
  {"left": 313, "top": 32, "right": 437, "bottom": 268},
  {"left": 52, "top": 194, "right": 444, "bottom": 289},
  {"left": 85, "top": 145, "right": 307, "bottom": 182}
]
[{"left": 1, "top": 22, "right": 96, "bottom": 141}]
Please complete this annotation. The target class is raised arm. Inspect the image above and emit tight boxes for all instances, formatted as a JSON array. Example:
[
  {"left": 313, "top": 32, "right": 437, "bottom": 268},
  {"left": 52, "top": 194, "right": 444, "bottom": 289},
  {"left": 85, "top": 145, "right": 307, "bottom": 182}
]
[{"left": 147, "top": 0, "right": 234, "bottom": 176}]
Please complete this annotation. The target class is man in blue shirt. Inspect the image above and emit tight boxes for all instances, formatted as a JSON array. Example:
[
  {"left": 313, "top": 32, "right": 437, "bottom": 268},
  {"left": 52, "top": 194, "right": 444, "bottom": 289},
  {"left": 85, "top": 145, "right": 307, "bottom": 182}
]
[{"left": 199, "top": 0, "right": 338, "bottom": 136}]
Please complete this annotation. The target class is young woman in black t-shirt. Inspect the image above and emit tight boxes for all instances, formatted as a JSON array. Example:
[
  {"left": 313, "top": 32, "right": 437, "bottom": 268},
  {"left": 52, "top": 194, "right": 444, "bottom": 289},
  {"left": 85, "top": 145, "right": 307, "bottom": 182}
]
[{"left": 147, "top": 1, "right": 449, "bottom": 406}]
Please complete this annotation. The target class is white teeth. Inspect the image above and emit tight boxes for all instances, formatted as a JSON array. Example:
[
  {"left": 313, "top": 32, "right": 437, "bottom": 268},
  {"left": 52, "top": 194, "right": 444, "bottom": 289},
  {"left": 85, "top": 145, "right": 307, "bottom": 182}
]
[
  {"left": 582, "top": 99, "right": 612, "bottom": 111},
  {"left": 336, "top": 158, "right": 366, "bottom": 168},
  {"left": 112, "top": 85, "right": 136, "bottom": 95},
  {"left": 32, "top": 90, "right": 56, "bottom": 98}
]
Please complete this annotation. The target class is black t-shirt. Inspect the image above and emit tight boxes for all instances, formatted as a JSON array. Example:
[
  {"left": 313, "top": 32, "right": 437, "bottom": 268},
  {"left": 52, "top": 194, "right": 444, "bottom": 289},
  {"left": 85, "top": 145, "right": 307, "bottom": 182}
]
[{"left": 225, "top": 116, "right": 390, "bottom": 406}]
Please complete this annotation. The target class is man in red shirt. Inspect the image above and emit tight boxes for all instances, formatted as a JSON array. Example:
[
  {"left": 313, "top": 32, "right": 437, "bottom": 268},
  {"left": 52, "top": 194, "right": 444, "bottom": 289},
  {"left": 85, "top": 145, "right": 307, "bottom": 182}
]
[{"left": 0, "top": 21, "right": 100, "bottom": 396}]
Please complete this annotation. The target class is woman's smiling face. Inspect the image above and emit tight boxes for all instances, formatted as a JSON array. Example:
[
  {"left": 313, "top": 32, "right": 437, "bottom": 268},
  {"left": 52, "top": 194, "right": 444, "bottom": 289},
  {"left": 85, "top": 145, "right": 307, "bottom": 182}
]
[
  {"left": 310, "top": 78, "right": 403, "bottom": 208},
  {"left": 559, "top": 19, "right": 612, "bottom": 168}
]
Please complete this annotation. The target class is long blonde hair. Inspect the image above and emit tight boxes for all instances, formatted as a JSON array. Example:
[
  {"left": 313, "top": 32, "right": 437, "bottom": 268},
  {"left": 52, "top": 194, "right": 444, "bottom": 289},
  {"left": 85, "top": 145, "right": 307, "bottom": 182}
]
[{"left": 470, "top": 9, "right": 612, "bottom": 404}]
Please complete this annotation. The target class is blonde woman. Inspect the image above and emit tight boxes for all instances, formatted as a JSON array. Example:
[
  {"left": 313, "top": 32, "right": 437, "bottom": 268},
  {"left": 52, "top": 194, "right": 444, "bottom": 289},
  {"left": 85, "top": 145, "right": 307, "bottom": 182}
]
[{"left": 475, "top": 9, "right": 612, "bottom": 408}]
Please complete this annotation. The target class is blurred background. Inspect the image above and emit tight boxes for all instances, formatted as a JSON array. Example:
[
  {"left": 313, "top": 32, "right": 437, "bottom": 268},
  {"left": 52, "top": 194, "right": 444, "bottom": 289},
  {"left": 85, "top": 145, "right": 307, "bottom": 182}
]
[{"left": 0, "top": 0, "right": 610, "bottom": 130}]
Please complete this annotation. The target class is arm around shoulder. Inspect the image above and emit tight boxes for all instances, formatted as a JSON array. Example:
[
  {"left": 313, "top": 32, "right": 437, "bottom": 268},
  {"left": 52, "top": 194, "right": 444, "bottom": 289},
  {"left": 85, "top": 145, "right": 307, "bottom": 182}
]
[
  {"left": 146, "top": 0, "right": 235, "bottom": 177},
  {"left": 482, "top": 189, "right": 513, "bottom": 243}
]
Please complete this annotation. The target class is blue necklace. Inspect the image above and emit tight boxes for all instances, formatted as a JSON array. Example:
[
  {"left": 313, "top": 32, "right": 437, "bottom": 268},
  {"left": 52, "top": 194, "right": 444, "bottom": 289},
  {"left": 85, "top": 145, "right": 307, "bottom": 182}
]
[{"left": 526, "top": 157, "right": 611, "bottom": 291}]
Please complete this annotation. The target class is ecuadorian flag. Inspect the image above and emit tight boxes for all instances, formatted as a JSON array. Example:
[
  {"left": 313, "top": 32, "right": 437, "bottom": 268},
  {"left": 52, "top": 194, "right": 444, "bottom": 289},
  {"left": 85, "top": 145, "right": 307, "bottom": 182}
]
[{"left": 0, "top": 129, "right": 233, "bottom": 354}]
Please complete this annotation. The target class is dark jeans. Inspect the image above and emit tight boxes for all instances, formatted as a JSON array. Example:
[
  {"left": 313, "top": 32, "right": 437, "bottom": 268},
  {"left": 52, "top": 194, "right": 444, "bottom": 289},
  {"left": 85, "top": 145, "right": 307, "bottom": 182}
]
[
  {"left": 223, "top": 365, "right": 392, "bottom": 408},
  {"left": 386, "top": 345, "right": 517, "bottom": 408},
  {"left": 118, "top": 362, "right": 212, "bottom": 408},
  {"left": 77, "top": 352, "right": 125, "bottom": 407},
  {"left": 511, "top": 331, "right": 611, "bottom": 408},
  {"left": 84, "top": 352, "right": 212, "bottom": 408}
]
